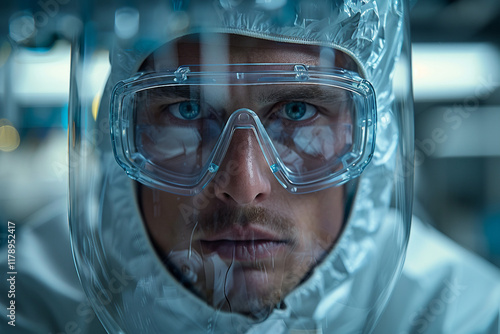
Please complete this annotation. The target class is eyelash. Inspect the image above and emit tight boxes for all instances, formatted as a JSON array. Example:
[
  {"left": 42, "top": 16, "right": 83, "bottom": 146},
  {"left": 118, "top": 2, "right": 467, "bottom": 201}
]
[
  {"left": 270, "top": 101, "right": 319, "bottom": 122},
  {"left": 160, "top": 101, "right": 227, "bottom": 127},
  {"left": 160, "top": 100, "right": 320, "bottom": 124},
  {"left": 168, "top": 101, "right": 203, "bottom": 120}
]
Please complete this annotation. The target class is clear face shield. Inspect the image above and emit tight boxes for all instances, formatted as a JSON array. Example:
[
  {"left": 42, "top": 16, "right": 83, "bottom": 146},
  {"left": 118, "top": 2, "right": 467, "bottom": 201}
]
[{"left": 69, "top": 1, "right": 414, "bottom": 333}]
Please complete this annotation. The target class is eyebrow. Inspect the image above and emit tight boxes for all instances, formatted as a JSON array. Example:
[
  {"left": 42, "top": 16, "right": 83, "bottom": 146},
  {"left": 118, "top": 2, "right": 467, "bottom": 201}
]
[
  {"left": 141, "top": 84, "right": 350, "bottom": 108},
  {"left": 256, "top": 84, "right": 350, "bottom": 105},
  {"left": 144, "top": 86, "right": 200, "bottom": 100}
]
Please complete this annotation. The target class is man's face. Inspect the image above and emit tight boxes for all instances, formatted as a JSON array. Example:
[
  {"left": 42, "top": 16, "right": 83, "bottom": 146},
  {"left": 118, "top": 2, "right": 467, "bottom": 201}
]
[{"left": 139, "top": 35, "right": 354, "bottom": 318}]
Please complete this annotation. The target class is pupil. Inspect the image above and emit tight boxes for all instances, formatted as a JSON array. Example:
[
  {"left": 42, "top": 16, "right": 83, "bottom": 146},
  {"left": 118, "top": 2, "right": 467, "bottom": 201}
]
[
  {"left": 180, "top": 102, "right": 200, "bottom": 119},
  {"left": 286, "top": 102, "right": 306, "bottom": 120}
]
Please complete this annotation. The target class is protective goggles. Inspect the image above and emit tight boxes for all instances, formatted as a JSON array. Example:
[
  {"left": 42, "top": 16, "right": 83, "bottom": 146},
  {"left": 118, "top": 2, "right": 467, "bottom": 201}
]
[{"left": 110, "top": 64, "right": 376, "bottom": 195}]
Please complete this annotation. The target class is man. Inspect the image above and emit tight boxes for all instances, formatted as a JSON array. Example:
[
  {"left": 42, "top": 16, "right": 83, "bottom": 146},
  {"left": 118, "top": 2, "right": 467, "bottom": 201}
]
[
  {"left": 1, "top": 0, "right": 499, "bottom": 333},
  {"left": 93, "top": 2, "right": 394, "bottom": 329},
  {"left": 136, "top": 34, "right": 359, "bottom": 318}
]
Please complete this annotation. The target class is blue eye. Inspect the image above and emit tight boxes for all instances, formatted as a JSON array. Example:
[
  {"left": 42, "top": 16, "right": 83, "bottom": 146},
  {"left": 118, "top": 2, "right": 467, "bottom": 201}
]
[
  {"left": 282, "top": 102, "right": 317, "bottom": 121},
  {"left": 179, "top": 101, "right": 200, "bottom": 119},
  {"left": 285, "top": 102, "right": 305, "bottom": 119},
  {"left": 169, "top": 101, "right": 201, "bottom": 120}
]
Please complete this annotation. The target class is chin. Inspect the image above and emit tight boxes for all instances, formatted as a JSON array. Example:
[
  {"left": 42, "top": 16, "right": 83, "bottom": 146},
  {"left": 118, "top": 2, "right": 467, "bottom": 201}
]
[
  {"left": 205, "top": 261, "right": 306, "bottom": 319},
  {"left": 218, "top": 285, "right": 282, "bottom": 320},
  {"left": 165, "top": 245, "right": 314, "bottom": 319}
]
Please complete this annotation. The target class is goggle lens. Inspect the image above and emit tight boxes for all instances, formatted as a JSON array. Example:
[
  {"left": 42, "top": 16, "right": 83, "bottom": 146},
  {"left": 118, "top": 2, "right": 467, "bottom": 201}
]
[{"left": 111, "top": 66, "right": 376, "bottom": 194}]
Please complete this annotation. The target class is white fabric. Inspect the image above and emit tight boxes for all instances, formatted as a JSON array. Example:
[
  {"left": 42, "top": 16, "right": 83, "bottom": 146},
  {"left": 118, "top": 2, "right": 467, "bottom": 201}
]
[
  {"left": 375, "top": 217, "right": 500, "bottom": 334},
  {"left": 0, "top": 199, "right": 106, "bottom": 334}
]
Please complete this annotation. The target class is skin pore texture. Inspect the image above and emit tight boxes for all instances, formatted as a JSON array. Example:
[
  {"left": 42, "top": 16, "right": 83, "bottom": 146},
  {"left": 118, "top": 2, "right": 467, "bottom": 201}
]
[{"left": 139, "top": 34, "right": 357, "bottom": 319}]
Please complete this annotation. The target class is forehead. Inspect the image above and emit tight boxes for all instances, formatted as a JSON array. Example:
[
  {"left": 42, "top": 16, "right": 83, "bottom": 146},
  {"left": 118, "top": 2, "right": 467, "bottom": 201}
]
[{"left": 140, "top": 34, "right": 358, "bottom": 72}]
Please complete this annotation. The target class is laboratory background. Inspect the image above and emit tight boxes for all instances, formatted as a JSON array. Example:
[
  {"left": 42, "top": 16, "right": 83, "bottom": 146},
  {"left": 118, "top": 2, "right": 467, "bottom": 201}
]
[{"left": 0, "top": 0, "right": 499, "bottom": 269}]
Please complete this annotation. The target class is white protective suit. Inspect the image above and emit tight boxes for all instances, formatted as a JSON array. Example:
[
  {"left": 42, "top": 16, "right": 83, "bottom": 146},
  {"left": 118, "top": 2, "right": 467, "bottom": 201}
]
[{"left": 1, "top": 0, "right": 499, "bottom": 333}]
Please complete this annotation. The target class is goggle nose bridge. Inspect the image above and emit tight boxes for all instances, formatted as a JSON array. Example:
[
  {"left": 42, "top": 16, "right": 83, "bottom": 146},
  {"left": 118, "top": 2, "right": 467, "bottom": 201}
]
[{"left": 207, "top": 108, "right": 283, "bottom": 183}]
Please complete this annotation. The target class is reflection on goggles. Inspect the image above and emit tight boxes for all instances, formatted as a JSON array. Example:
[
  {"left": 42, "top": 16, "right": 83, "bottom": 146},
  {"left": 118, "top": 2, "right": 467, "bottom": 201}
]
[
  {"left": 111, "top": 65, "right": 376, "bottom": 195},
  {"left": 136, "top": 84, "right": 353, "bottom": 173}
]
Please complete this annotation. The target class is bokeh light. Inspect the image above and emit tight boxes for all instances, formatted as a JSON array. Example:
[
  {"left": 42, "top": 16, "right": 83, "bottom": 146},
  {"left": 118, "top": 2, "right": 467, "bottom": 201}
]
[{"left": 0, "top": 119, "right": 21, "bottom": 152}]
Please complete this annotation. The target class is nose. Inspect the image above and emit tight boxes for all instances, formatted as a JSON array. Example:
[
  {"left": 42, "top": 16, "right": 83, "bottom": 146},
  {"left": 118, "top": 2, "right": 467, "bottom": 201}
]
[{"left": 213, "top": 129, "right": 273, "bottom": 205}]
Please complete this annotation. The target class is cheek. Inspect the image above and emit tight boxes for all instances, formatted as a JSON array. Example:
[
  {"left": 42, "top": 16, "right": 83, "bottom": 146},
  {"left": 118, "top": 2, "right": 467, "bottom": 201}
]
[
  {"left": 140, "top": 186, "right": 196, "bottom": 253},
  {"left": 293, "top": 187, "right": 345, "bottom": 250},
  {"left": 320, "top": 188, "right": 345, "bottom": 235}
]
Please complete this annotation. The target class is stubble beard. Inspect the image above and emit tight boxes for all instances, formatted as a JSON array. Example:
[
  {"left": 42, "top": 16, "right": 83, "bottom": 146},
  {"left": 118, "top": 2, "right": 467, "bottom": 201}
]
[{"left": 165, "top": 205, "right": 323, "bottom": 320}]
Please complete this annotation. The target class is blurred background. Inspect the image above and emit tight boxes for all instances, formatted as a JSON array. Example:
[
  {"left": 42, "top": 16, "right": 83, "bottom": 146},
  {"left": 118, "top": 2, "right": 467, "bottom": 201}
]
[{"left": 0, "top": 0, "right": 499, "bottom": 268}]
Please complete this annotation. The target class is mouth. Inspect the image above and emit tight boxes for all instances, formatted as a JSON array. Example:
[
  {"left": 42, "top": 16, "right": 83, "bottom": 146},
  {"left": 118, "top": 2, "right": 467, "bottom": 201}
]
[{"left": 199, "top": 226, "right": 289, "bottom": 261}]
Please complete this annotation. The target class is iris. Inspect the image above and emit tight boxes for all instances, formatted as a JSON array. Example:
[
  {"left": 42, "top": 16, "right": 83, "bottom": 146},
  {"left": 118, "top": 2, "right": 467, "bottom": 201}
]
[
  {"left": 179, "top": 101, "right": 200, "bottom": 120},
  {"left": 285, "top": 102, "right": 306, "bottom": 120}
]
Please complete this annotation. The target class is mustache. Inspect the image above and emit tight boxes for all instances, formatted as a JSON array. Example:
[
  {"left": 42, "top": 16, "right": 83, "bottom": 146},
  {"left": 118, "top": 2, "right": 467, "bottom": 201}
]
[{"left": 190, "top": 206, "right": 297, "bottom": 242}]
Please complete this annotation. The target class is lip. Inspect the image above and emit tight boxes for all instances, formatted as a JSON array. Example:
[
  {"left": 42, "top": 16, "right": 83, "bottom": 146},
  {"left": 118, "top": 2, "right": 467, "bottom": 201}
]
[{"left": 199, "top": 226, "right": 289, "bottom": 261}]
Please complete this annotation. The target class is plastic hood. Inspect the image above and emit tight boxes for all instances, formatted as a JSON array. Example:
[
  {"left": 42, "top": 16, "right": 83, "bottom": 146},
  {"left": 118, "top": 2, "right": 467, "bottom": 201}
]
[{"left": 69, "top": 0, "right": 414, "bottom": 333}]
